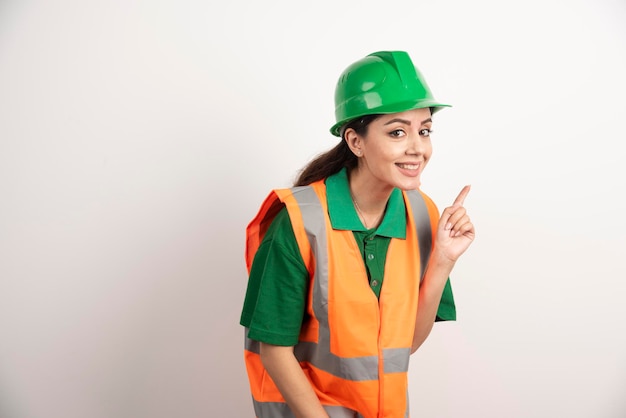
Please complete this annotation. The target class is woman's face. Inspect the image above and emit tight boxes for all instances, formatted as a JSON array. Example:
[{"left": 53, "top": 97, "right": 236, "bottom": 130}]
[{"left": 348, "top": 107, "right": 434, "bottom": 191}]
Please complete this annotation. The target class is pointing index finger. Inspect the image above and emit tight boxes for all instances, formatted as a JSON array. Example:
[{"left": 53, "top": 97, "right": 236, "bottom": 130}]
[{"left": 453, "top": 185, "right": 471, "bottom": 206}]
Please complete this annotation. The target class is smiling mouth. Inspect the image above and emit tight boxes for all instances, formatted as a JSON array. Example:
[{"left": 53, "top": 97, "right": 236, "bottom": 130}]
[{"left": 396, "top": 163, "right": 420, "bottom": 170}]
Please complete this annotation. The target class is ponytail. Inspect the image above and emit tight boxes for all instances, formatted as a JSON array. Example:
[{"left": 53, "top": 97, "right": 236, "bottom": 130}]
[
  {"left": 294, "top": 140, "right": 356, "bottom": 186},
  {"left": 293, "top": 114, "right": 380, "bottom": 186}
]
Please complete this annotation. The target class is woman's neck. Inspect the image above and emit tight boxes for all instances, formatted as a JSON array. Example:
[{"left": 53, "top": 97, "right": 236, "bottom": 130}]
[{"left": 348, "top": 168, "right": 393, "bottom": 229}]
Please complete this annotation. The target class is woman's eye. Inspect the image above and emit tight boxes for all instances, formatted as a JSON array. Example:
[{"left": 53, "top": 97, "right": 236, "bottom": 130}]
[
  {"left": 419, "top": 128, "right": 433, "bottom": 137},
  {"left": 390, "top": 129, "right": 405, "bottom": 138}
]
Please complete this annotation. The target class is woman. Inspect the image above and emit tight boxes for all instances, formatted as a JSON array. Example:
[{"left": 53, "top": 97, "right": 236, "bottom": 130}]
[{"left": 240, "top": 50, "right": 475, "bottom": 418}]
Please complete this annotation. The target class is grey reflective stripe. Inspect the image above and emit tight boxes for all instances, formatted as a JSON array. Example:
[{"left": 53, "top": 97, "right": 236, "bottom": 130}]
[
  {"left": 244, "top": 187, "right": 381, "bottom": 381},
  {"left": 292, "top": 187, "right": 385, "bottom": 381},
  {"left": 290, "top": 186, "right": 414, "bottom": 380},
  {"left": 405, "top": 390, "right": 410, "bottom": 418},
  {"left": 250, "top": 336, "right": 401, "bottom": 379},
  {"left": 293, "top": 342, "right": 378, "bottom": 381},
  {"left": 405, "top": 190, "right": 432, "bottom": 281},
  {"left": 245, "top": 328, "right": 259, "bottom": 353},
  {"left": 382, "top": 347, "right": 411, "bottom": 374},
  {"left": 253, "top": 399, "right": 363, "bottom": 418},
  {"left": 245, "top": 186, "right": 422, "bottom": 380}
]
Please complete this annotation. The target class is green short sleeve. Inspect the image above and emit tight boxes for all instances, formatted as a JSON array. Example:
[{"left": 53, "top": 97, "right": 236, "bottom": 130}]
[
  {"left": 435, "top": 278, "right": 456, "bottom": 322},
  {"left": 240, "top": 208, "right": 309, "bottom": 346}
]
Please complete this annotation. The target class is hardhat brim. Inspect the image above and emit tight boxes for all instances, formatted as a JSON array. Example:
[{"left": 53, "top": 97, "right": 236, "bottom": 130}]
[{"left": 330, "top": 99, "right": 451, "bottom": 137}]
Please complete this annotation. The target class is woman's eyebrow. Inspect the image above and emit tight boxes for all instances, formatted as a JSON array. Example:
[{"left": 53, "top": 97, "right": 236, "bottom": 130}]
[
  {"left": 384, "top": 118, "right": 411, "bottom": 126},
  {"left": 383, "top": 117, "right": 433, "bottom": 126}
]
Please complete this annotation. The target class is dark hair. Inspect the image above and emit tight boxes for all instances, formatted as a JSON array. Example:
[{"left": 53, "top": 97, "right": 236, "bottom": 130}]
[{"left": 294, "top": 115, "right": 381, "bottom": 186}]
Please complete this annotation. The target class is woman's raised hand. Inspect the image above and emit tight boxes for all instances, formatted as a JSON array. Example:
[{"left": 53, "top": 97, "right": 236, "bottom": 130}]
[{"left": 434, "top": 185, "right": 475, "bottom": 263}]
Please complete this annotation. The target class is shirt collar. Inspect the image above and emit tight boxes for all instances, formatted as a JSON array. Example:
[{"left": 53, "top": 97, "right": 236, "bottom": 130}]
[{"left": 325, "top": 168, "right": 406, "bottom": 239}]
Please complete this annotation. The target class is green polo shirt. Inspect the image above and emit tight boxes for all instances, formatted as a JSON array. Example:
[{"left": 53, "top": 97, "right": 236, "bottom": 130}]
[{"left": 241, "top": 168, "right": 456, "bottom": 346}]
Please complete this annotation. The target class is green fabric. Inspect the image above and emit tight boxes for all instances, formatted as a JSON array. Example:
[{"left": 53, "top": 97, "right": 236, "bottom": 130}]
[
  {"left": 240, "top": 208, "right": 308, "bottom": 346},
  {"left": 436, "top": 278, "right": 456, "bottom": 322},
  {"left": 326, "top": 168, "right": 404, "bottom": 298},
  {"left": 240, "top": 168, "right": 456, "bottom": 346},
  {"left": 351, "top": 228, "right": 390, "bottom": 298},
  {"left": 325, "top": 168, "right": 406, "bottom": 238}
]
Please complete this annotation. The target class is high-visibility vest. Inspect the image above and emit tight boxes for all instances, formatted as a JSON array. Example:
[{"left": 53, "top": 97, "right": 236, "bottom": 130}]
[{"left": 244, "top": 179, "right": 439, "bottom": 418}]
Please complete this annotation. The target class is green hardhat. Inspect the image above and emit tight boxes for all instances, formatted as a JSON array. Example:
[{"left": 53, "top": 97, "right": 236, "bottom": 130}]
[{"left": 330, "top": 51, "right": 450, "bottom": 137}]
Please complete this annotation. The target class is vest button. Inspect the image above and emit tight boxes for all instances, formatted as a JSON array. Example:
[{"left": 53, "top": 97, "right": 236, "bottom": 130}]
[
  {"left": 367, "top": 253, "right": 374, "bottom": 260},
  {"left": 371, "top": 280, "right": 379, "bottom": 287}
]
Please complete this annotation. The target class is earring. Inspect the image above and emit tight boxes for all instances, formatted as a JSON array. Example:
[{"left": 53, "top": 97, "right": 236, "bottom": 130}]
[{"left": 356, "top": 151, "right": 362, "bottom": 156}]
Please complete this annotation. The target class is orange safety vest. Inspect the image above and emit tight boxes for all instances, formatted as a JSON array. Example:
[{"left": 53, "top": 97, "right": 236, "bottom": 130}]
[{"left": 244, "top": 179, "right": 439, "bottom": 418}]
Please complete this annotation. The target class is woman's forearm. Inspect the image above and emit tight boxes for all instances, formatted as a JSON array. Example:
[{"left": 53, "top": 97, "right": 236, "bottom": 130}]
[
  {"left": 411, "top": 251, "right": 455, "bottom": 353},
  {"left": 259, "top": 343, "right": 329, "bottom": 418},
  {"left": 412, "top": 186, "right": 475, "bottom": 353}
]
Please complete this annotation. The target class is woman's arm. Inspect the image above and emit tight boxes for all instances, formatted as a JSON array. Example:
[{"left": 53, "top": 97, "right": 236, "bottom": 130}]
[
  {"left": 411, "top": 186, "right": 475, "bottom": 353},
  {"left": 260, "top": 343, "right": 329, "bottom": 418},
  {"left": 411, "top": 251, "right": 455, "bottom": 352}
]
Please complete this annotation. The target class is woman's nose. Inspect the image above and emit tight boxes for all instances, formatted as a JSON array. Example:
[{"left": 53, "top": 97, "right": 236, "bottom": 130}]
[{"left": 405, "top": 134, "right": 423, "bottom": 155}]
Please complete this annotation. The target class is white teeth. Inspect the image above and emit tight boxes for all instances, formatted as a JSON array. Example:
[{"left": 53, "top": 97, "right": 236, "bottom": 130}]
[{"left": 398, "top": 163, "right": 419, "bottom": 169}]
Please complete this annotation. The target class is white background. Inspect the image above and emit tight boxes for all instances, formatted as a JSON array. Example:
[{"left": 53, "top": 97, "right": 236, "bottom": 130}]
[{"left": 1, "top": 0, "right": 625, "bottom": 417}]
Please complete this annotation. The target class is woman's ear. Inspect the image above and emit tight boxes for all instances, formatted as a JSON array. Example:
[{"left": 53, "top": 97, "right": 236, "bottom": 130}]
[{"left": 344, "top": 128, "right": 363, "bottom": 157}]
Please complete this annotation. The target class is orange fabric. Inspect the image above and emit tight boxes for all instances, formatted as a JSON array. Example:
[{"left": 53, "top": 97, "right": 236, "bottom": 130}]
[{"left": 244, "top": 180, "right": 438, "bottom": 418}]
